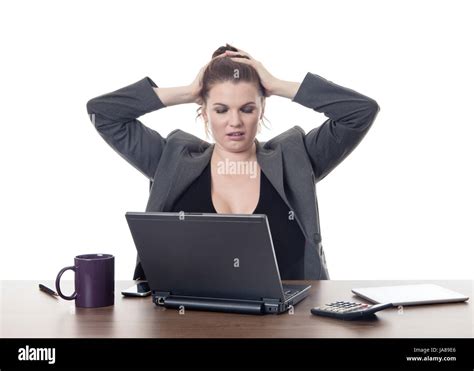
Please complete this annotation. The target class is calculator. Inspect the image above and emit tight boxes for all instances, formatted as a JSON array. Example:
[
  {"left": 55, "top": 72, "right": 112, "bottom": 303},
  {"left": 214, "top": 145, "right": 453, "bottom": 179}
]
[{"left": 310, "top": 301, "right": 394, "bottom": 320}]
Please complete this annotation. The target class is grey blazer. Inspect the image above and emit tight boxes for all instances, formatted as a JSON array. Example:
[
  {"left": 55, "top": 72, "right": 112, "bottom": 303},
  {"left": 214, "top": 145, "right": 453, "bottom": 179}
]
[{"left": 86, "top": 72, "right": 379, "bottom": 280}]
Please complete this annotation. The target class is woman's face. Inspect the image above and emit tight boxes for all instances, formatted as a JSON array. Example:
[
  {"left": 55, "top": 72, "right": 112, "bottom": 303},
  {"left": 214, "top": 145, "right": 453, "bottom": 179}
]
[{"left": 202, "top": 81, "right": 265, "bottom": 153}]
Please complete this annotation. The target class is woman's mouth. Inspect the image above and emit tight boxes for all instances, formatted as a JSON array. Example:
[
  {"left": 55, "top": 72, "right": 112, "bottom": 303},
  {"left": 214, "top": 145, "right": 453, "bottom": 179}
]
[{"left": 226, "top": 132, "right": 245, "bottom": 141}]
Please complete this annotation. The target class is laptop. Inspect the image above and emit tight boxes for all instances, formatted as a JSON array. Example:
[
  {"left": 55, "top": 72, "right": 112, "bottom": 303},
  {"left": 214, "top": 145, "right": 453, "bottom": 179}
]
[{"left": 125, "top": 211, "right": 311, "bottom": 314}]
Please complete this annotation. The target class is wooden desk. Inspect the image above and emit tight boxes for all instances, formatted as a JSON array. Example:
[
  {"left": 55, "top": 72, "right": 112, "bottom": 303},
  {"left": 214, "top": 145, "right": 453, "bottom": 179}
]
[{"left": 1, "top": 280, "right": 472, "bottom": 338}]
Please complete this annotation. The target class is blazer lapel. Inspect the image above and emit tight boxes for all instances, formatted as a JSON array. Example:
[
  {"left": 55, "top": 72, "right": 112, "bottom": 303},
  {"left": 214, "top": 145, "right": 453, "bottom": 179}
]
[
  {"left": 255, "top": 140, "right": 290, "bottom": 208},
  {"left": 162, "top": 142, "right": 214, "bottom": 211},
  {"left": 256, "top": 140, "right": 312, "bottom": 241}
]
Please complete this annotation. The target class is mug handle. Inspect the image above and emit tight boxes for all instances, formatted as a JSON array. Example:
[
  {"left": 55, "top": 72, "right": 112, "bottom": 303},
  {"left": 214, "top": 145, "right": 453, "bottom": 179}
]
[{"left": 55, "top": 266, "right": 78, "bottom": 300}]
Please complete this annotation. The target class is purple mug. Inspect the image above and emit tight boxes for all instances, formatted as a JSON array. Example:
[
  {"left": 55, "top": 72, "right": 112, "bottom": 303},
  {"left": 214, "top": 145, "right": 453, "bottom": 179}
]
[{"left": 55, "top": 253, "right": 115, "bottom": 308}]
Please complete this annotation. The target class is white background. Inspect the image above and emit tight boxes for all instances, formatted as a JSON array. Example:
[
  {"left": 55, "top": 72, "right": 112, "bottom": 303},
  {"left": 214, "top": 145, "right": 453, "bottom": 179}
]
[{"left": 0, "top": 0, "right": 472, "bottom": 281}]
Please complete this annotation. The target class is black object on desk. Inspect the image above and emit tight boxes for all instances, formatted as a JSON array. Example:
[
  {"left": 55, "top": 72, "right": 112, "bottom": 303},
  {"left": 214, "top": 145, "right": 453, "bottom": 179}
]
[
  {"left": 39, "top": 283, "right": 59, "bottom": 298},
  {"left": 125, "top": 212, "right": 311, "bottom": 314}
]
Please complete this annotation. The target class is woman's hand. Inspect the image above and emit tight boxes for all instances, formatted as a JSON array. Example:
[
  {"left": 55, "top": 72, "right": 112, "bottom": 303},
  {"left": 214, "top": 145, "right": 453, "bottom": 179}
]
[
  {"left": 188, "top": 64, "right": 207, "bottom": 105},
  {"left": 189, "top": 53, "right": 228, "bottom": 105},
  {"left": 224, "top": 47, "right": 281, "bottom": 97}
]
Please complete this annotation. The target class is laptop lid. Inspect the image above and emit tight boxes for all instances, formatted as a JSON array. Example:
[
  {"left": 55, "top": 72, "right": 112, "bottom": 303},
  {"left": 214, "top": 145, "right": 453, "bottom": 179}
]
[{"left": 125, "top": 212, "right": 286, "bottom": 302}]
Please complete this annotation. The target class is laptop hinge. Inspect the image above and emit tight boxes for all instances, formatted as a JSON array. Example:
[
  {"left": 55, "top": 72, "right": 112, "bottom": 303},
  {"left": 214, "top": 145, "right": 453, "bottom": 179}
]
[{"left": 153, "top": 291, "right": 170, "bottom": 306}]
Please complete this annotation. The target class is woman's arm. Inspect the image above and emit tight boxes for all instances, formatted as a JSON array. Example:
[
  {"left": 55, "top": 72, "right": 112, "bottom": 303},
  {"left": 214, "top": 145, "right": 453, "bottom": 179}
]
[
  {"left": 291, "top": 72, "right": 380, "bottom": 182},
  {"left": 153, "top": 85, "right": 195, "bottom": 107},
  {"left": 86, "top": 77, "right": 173, "bottom": 180},
  {"left": 225, "top": 47, "right": 379, "bottom": 183},
  {"left": 269, "top": 79, "right": 301, "bottom": 100},
  {"left": 86, "top": 57, "right": 217, "bottom": 179}
]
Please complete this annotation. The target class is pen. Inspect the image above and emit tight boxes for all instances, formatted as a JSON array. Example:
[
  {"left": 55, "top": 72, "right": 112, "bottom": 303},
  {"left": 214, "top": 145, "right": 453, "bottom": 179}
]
[{"left": 39, "top": 283, "right": 59, "bottom": 298}]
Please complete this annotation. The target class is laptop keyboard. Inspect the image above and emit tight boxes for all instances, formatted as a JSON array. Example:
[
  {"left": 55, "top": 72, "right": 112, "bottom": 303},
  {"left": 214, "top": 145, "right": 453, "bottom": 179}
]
[{"left": 283, "top": 288, "right": 300, "bottom": 300}]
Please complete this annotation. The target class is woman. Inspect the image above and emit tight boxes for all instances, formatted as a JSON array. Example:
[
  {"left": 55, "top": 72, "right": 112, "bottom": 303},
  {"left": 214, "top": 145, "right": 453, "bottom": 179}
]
[{"left": 86, "top": 44, "right": 380, "bottom": 281}]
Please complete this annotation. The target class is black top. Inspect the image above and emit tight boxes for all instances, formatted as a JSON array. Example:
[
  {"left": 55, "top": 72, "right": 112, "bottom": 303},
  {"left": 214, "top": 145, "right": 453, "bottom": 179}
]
[{"left": 170, "top": 161, "right": 306, "bottom": 279}]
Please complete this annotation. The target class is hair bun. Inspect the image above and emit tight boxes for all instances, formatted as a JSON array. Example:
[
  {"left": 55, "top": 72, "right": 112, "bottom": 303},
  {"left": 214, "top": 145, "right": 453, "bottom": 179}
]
[{"left": 212, "top": 43, "right": 238, "bottom": 58}]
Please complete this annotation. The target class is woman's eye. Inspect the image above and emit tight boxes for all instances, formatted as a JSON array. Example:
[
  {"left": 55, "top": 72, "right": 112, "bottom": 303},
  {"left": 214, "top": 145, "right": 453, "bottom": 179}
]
[{"left": 215, "top": 109, "right": 254, "bottom": 114}]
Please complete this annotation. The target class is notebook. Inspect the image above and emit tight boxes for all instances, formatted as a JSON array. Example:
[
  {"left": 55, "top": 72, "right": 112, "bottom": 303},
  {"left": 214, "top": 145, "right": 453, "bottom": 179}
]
[{"left": 351, "top": 284, "right": 469, "bottom": 306}]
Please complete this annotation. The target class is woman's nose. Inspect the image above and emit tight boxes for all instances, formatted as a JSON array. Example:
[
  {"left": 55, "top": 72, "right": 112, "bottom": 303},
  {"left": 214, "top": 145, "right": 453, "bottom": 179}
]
[{"left": 229, "top": 111, "right": 243, "bottom": 127}]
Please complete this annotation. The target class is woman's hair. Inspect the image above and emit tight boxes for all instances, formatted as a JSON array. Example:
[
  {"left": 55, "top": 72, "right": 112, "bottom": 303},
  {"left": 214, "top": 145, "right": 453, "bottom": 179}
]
[{"left": 195, "top": 43, "right": 270, "bottom": 138}]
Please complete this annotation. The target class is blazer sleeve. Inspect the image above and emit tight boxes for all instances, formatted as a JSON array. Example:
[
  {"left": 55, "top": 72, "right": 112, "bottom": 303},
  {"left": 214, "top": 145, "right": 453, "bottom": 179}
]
[
  {"left": 86, "top": 76, "right": 167, "bottom": 180},
  {"left": 292, "top": 72, "right": 380, "bottom": 183}
]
